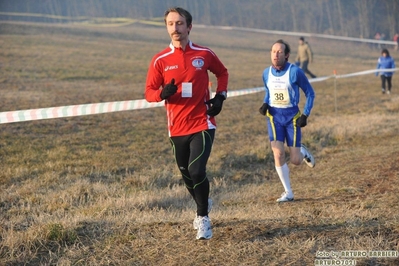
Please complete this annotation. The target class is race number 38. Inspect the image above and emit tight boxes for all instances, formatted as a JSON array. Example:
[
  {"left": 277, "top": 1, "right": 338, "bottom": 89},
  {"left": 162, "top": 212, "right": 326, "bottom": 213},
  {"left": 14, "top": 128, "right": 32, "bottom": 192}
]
[
  {"left": 274, "top": 93, "right": 285, "bottom": 101},
  {"left": 271, "top": 91, "right": 289, "bottom": 106}
]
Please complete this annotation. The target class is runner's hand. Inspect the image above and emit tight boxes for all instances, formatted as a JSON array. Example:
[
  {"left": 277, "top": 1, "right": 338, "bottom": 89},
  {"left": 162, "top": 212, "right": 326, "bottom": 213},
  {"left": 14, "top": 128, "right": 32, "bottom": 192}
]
[
  {"left": 296, "top": 114, "right": 308, "bottom": 127},
  {"left": 259, "top": 103, "right": 269, "bottom": 116},
  {"left": 206, "top": 94, "right": 225, "bottom": 116},
  {"left": 160, "top": 79, "right": 177, "bottom": 99}
]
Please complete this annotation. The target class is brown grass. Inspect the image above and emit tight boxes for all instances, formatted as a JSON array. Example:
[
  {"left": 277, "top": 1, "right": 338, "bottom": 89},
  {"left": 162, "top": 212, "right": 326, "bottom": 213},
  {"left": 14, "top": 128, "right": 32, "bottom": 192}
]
[{"left": 0, "top": 21, "right": 399, "bottom": 265}]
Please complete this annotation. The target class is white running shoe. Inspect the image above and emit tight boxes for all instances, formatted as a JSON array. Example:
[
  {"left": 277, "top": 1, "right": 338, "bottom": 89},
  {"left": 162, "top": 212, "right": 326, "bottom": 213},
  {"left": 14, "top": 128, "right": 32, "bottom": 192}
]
[
  {"left": 301, "top": 144, "right": 315, "bottom": 168},
  {"left": 195, "top": 216, "right": 213, "bottom": 240},
  {"left": 193, "top": 198, "right": 213, "bottom": 230},
  {"left": 276, "top": 191, "right": 294, "bottom": 202}
]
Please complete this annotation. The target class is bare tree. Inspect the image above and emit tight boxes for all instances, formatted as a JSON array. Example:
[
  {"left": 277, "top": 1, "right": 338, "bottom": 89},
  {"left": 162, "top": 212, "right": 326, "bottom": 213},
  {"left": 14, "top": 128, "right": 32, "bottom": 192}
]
[
  {"left": 289, "top": 3, "right": 298, "bottom": 32},
  {"left": 324, "top": 0, "right": 335, "bottom": 35},
  {"left": 336, "top": 0, "right": 347, "bottom": 36},
  {"left": 384, "top": 0, "right": 397, "bottom": 39},
  {"left": 356, "top": 0, "right": 371, "bottom": 38}
]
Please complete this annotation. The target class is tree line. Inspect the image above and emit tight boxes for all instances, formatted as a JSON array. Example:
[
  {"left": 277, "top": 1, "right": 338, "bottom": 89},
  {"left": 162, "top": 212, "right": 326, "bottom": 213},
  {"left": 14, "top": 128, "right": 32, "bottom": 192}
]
[{"left": 1, "top": 0, "right": 398, "bottom": 40}]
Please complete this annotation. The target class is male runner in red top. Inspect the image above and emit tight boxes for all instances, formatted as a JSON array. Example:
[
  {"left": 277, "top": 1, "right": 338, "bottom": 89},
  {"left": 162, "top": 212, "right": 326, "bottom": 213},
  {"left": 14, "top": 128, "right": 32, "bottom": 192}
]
[{"left": 145, "top": 7, "right": 228, "bottom": 240}]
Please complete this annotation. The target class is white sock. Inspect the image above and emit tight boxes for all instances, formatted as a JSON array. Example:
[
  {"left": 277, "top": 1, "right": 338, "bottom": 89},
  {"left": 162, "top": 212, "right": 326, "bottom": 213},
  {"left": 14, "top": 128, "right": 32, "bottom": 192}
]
[
  {"left": 275, "top": 163, "right": 293, "bottom": 197},
  {"left": 300, "top": 147, "right": 307, "bottom": 162}
]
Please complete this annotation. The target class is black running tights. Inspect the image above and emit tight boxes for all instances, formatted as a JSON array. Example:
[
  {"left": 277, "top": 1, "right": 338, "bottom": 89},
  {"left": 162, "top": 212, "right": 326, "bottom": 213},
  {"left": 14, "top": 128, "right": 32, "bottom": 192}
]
[{"left": 170, "top": 129, "right": 215, "bottom": 216}]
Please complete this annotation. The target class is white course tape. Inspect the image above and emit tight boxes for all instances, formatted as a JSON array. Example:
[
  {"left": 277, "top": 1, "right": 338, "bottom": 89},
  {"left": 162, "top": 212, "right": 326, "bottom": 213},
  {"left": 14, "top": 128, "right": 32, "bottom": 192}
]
[
  {"left": 0, "top": 88, "right": 264, "bottom": 124},
  {"left": 309, "top": 76, "right": 334, "bottom": 83},
  {"left": 0, "top": 100, "right": 163, "bottom": 124},
  {"left": 335, "top": 68, "right": 397, "bottom": 79},
  {"left": 0, "top": 68, "right": 397, "bottom": 124}
]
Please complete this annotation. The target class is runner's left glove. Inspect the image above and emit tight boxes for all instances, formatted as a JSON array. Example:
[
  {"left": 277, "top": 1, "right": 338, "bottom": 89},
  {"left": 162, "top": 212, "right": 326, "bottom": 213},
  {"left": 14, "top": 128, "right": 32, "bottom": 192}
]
[
  {"left": 206, "top": 94, "right": 225, "bottom": 116},
  {"left": 296, "top": 114, "right": 308, "bottom": 127}
]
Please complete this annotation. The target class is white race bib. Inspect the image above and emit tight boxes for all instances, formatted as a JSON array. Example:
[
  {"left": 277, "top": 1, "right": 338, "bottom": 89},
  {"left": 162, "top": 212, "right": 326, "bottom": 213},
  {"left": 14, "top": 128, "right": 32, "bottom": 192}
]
[
  {"left": 182, "top": 82, "right": 192, "bottom": 98},
  {"left": 267, "top": 65, "right": 293, "bottom": 108},
  {"left": 270, "top": 86, "right": 290, "bottom": 107}
]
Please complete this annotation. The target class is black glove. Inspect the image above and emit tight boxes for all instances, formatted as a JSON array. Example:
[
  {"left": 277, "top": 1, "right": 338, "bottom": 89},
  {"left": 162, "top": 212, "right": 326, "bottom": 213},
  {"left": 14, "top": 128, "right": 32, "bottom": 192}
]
[
  {"left": 160, "top": 78, "right": 178, "bottom": 100},
  {"left": 206, "top": 94, "right": 225, "bottom": 116},
  {"left": 296, "top": 114, "right": 308, "bottom": 127},
  {"left": 259, "top": 103, "right": 269, "bottom": 116}
]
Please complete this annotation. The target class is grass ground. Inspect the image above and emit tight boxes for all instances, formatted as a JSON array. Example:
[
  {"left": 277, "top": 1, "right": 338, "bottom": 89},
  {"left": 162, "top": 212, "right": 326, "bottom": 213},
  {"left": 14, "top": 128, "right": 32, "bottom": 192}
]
[{"left": 0, "top": 21, "right": 399, "bottom": 265}]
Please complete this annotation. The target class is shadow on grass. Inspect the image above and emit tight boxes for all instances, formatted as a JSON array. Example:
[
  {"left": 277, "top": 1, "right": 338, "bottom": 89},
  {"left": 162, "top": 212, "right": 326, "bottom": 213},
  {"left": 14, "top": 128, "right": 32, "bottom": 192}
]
[
  {"left": 143, "top": 193, "right": 193, "bottom": 212},
  {"left": 213, "top": 217, "right": 395, "bottom": 244}
]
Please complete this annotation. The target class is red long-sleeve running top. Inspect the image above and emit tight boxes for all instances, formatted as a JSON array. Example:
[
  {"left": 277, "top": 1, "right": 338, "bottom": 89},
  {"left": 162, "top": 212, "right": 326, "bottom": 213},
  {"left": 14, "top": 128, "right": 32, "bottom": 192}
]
[{"left": 145, "top": 41, "right": 229, "bottom": 137}]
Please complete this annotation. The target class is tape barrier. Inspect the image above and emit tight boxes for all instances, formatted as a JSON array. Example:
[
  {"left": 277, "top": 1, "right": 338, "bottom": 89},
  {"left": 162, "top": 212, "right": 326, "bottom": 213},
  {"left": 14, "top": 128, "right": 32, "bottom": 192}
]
[
  {"left": 0, "top": 88, "right": 264, "bottom": 124},
  {"left": 0, "top": 100, "right": 163, "bottom": 124},
  {"left": 335, "top": 69, "right": 395, "bottom": 79},
  {"left": 0, "top": 68, "right": 397, "bottom": 124}
]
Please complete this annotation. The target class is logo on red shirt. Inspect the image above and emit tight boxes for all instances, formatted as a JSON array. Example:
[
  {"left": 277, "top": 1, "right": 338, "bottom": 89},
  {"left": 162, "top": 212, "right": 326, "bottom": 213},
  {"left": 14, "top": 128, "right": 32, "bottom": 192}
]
[
  {"left": 165, "top": 65, "right": 178, "bottom": 71},
  {"left": 192, "top": 59, "right": 204, "bottom": 69}
]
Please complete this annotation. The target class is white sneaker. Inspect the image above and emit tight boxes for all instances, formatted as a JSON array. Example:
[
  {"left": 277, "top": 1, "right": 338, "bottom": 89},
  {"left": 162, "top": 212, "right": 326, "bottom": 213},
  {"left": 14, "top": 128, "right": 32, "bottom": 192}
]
[
  {"left": 301, "top": 144, "right": 315, "bottom": 168},
  {"left": 387, "top": 90, "right": 391, "bottom": 95},
  {"left": 193, "top": 198, "right": 213, "bottom": 230},
  {"left": 276, "top": 191, "right": 294, "bottom": 202},
  {"left": 195, "top": 216, "right": 213, "bottom": 240}
]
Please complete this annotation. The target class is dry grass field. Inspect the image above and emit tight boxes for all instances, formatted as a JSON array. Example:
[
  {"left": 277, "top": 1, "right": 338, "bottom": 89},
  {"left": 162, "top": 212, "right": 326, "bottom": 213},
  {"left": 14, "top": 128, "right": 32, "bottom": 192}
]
[{"left": 1, "top": 20, "right": 399, "bottom": 266}]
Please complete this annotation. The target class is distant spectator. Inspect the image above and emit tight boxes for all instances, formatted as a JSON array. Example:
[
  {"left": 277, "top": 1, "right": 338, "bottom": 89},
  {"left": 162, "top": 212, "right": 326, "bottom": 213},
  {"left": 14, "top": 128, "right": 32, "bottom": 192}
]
[
  {"left": 295, "top": 37, "right": 316, "bottom": 79},
  {"left": 393, "top": 33, "right": 399, "bottom": 51},
  {"left": 374, "top": 32, "right": 381, "bottom": 49},
  {"left": 376, "top": 48, "right": 395, "bottom": 94},
  {"left": 379, "top": 33, "right": 386, "bottom": 49}
]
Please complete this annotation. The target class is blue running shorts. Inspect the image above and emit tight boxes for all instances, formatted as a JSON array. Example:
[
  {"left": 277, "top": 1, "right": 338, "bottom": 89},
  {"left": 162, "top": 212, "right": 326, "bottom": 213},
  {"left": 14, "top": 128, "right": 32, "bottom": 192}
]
[{"left": 266, "top": 106, "right": 302, "bottom": 147}]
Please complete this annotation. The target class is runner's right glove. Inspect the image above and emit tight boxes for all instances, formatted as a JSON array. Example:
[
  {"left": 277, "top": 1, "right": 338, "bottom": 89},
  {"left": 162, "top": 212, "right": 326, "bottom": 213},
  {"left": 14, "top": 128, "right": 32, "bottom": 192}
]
[{"left": 160, "top": 78, "right": 178, "bottom": 100}]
